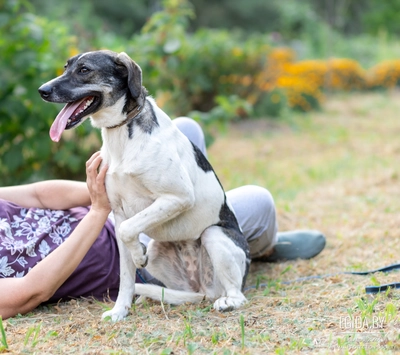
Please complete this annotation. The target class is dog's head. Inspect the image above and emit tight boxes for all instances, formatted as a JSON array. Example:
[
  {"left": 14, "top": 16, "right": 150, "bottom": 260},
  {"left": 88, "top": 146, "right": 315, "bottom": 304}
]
[{"left": 38, "top": 50, "right": 146, "bottom": 142}]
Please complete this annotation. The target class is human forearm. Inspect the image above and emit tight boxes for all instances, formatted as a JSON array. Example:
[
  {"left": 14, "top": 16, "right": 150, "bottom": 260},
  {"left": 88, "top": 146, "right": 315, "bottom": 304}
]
[{"left": 0, "top": 180, "right": 91, "bottom": 209}]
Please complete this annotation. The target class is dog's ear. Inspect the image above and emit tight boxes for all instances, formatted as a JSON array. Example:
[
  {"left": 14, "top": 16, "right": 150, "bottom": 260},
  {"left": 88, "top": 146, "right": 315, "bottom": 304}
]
[{"left": 116, "top": 52, "right": 144, "bottom": 107}]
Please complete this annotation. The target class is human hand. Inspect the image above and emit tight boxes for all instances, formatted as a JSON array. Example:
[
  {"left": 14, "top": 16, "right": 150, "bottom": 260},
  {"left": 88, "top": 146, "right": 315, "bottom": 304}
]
[{"left": 86, "top": 151, "right": 112, "bottom": 214}]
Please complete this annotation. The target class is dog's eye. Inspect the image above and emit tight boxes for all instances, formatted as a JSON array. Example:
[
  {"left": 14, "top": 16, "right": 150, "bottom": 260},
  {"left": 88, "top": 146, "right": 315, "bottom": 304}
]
[{"left": 79, "top": 66, "right": 91, "bottom": 74}]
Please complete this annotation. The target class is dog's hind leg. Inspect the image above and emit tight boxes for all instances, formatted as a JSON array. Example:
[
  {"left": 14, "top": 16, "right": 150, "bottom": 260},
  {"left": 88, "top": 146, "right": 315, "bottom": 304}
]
[
  {"left": 136, "top": 240, "right": 206, "bottom": 305},
  {"left": 102, "top": 217, "right": 137, "bottom": 321},
  {"left": 135, "top": 284, "right": 205, "bottom": 305},
  {"left": 201, "top": 226, "right": 249, "bottom": 311},
  {"left": 144, "top": 239, "right": 202, "bottom": 292}
]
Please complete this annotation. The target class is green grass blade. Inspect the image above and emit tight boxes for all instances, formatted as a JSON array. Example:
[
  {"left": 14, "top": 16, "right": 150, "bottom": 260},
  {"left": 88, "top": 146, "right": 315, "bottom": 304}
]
[{"left": 0, "top": 316, "right": 8, "bottom": 350}]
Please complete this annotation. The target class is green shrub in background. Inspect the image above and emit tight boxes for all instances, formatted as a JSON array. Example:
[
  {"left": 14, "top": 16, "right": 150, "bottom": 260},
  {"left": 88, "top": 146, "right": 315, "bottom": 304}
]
[
  {"left": 5, "top": 0, "right": 400, "bottom": 184},
  {"left": 0, "top": 0, "right": 271, "bottom": 183},
  {"left": 127, "top": 0, "right": 270, "bottom": 118},
  {"left": 189, "top": 95, "right": 253, "bottom": 146},
  {"left": 253, "top": 88, "right": 288, "bottom": 118},
  {"left": 0, "top": 0, "right": 100, "bottom": 185}
]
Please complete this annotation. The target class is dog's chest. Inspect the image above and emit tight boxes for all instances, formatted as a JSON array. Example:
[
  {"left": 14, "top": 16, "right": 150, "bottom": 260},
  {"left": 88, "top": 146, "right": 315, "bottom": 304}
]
[
  {"left": 102, "top": 143, "right": 155, "bottom": 217},
  {"left": 106, "top": 174, "right": 152, "bottom": 218}
]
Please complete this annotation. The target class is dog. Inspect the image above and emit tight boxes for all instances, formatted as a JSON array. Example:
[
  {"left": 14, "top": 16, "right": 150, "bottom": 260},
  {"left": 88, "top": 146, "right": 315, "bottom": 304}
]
[{"left": 38, "top": 50, "right": 250, "bottom": 321}]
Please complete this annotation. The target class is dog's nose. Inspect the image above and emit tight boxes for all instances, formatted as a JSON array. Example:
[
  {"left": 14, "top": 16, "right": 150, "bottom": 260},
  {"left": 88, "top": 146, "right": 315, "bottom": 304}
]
[{"left": 38, "top": 84, "right": 53, "bottom": 98}]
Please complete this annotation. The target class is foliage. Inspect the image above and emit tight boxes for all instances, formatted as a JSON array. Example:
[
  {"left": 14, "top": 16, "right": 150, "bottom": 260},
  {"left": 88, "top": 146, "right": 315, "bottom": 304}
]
[
  {"left": 126, "top": 0, "right": 270, "bottom": 117},
  {"left": 27, "top": 0, "right": 400, "bottom": 39},
  {"left": 361, "top": 0, "right": 400, "bottom": 36},
  {"left": 0, "top": 0, "right": 99, "bottom": 185},
  {"left": 4, "top": 0, "right": 400, "bottom": 183},
  {"left": 253, "top": 89, "right": 287, "bottom": 118},
  {"left": 189, "top": 95, "right": 253, "bottom": 145}
]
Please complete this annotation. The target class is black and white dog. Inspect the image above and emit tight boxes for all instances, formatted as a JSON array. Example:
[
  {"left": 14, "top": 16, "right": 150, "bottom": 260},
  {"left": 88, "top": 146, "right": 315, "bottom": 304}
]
[{"left": 38, "top": 50, "right": 250, "bottom": 321}]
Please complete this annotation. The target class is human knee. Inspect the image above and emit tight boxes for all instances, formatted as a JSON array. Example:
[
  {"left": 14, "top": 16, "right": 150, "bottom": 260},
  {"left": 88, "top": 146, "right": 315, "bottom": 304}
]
[
  {"left": 245, "top": 185, "right": 276, "bottom": 215},
  {"left": 174, "top": 117, "right": 203, "bottom": 138}
]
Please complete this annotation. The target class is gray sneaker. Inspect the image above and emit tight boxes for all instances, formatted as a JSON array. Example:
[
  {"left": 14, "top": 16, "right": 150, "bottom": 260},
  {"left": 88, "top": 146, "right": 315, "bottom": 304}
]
[{"left": 254, "top": 230, "right": 326, "bottom": 262}]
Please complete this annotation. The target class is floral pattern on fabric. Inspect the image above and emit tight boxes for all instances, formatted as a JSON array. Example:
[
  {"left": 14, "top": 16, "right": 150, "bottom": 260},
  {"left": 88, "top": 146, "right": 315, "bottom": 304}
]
[{"left": 0, "top": 204, "right": 78, "bottom": 278}]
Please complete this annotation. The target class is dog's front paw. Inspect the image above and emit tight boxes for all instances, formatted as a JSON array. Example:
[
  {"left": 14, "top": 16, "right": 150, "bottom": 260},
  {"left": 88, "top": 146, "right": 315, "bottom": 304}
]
[
  {"left": 129, "top": 242, "right": 148, "bottom": 268},
  {"left": 132, "top": 251, "right": 148, "bottom": 269},
  {"left": 119, "top": 225, "right": 148, "bottom": 268},
  {"left": 102, "top": 306, "right": 129, "bottom": 322},
  {"left": 213, "top": 295, "right": 247, "bottom": 312}
]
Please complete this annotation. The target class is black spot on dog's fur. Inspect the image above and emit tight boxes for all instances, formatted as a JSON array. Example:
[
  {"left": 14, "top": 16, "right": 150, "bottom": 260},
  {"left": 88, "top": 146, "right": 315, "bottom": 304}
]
[
  {"left": 216, "top": 200, "right": 251, "bottom": 289},
  {"left": 127, "top": 119, "right": 134, "bottom": 138},
  {"left": 191, "top": 141, "right": 249, "bottom": 262},
  {"left": 127, "top": 99, "right": 159, "bottom": 138},
  {"left": 191, "top": 143, "right": 213, "bottom": 173},
  {"left": 217, "top": 202, "right": 249, "bottom": 252}
]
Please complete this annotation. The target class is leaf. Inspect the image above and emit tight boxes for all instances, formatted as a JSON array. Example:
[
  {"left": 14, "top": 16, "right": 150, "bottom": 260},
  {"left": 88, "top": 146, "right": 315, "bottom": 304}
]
[
  {"left": 163, "top": 38, "right": 181, "bottom": 53},
  {"left": 3, "top": 144, "right": 24, "bottom": 171}
]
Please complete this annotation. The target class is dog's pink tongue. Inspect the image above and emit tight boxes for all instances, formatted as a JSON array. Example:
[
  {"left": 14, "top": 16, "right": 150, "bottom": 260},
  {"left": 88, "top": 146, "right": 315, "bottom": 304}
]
[{"left": 50, "top": 99, "right": 85, "bottom": 142}]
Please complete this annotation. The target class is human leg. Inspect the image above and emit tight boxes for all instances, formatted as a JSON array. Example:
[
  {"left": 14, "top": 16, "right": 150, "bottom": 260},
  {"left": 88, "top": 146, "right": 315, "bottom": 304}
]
[
  {"left": 226, "top": 185, "right": 278, "bottom": 259},
  {"left": 172, "top": 117, "right": 326, "bottom": 261},
  {"left": 173, "top": 116, "right": 207, "bottom": 157},
  {"left": 226, "top": 185, "right": 326, "bottom": 261}
]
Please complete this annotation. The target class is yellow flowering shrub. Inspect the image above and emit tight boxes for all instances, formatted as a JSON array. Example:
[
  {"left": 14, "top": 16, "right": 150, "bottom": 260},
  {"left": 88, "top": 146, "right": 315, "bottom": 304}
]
[
  {"left": 219, "top": 47, "right": 400, "bottom": 116},
  {"left": 366, "top": 60, "right": 400, "bottom": 90},
  {"left": 282, "top": 58, "right": 365, "bottom": 91},
  {"left": 266, "top": 48, "right": 323, "bottom": 112},
  {"left": 276, "top": 75, "right": 323, "bottom": 112},
  {"left": 253, "top": 49, "right": 367, "bottom": 112},
  {"left": 325, "top": 59, "right": 366, "bottom": 90}
]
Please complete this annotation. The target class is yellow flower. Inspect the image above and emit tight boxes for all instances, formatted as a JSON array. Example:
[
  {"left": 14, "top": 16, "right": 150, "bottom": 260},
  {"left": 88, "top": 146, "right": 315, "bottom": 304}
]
[
  {"left": 232, "top": 47, "right": 243, "bottom": 57},
  {"left": 69, "top": 46, "right": 80, "bottom": 57}
]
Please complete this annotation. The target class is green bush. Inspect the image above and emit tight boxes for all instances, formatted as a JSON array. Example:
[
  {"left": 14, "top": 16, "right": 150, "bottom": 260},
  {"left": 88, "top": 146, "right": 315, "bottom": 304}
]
[
  {"left": 0, "top": 0, "right": 100, "bottom": 185},
  {"left": 127, "top": 0, "right": 270, "bottom": 117},
  {"left": 0, "top": 0, "right": 271, "bottom": 184},
  {"left": 253, "top": 88, "right": 288, "bottom": 118},
  {"left": 189, "top": 95, "right": 253, "bottom": 145}
]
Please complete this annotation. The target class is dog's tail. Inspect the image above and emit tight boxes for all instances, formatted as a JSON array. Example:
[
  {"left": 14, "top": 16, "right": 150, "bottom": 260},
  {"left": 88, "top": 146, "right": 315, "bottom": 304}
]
[{"left": 135, "top": 284, "right": 205, "bottom": 305}]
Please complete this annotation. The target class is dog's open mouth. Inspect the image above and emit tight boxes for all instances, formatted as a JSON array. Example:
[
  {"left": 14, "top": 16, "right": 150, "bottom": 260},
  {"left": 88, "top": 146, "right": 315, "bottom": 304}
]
[{"left": 50, "top": 96, "right": 100, "bottom": 142}]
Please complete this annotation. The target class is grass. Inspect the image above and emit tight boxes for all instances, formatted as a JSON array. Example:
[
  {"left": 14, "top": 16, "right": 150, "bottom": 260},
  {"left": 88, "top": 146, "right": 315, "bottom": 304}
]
[{"left": 3, "top": 91, "right": 400, "bottom": 354}]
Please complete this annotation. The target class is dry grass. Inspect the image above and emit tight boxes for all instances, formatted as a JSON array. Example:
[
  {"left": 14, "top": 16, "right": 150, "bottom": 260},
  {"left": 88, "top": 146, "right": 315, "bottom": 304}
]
[{"left": 3, "top": 91, "right": 400, "bottom": 354}]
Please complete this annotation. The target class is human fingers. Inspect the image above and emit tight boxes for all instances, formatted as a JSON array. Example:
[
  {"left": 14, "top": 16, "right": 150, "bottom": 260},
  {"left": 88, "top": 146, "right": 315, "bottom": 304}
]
[
  {"left": 97, "top": 163, "right": 109, "bottom": 189},
  {"left": 86, "top": 151, "right": 101, "bottom": 171},
  {"left": 86, "top": 153, "right": 102, "bottom": 181},
  {"left": 86, "top": 155, "right": 111, "bottom": 213}
]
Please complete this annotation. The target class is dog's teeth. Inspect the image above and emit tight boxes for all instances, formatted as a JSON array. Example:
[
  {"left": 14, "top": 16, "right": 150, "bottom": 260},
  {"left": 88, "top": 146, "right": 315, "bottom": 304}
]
[
  {"left": 83, "top": 99, "right": 93, "bottom": 110},
  {"left": 71, "top": 98, "right": 94, "bottom": 120}
]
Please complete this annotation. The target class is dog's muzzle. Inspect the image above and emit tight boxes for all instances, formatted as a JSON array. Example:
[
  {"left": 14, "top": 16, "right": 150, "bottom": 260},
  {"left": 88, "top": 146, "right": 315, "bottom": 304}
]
[{"left": 38, "top": 84, "right": 53, "bottom": 99}]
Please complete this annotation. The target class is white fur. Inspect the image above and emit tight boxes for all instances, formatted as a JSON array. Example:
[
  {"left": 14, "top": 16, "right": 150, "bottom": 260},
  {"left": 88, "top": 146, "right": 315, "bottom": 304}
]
[
  {"left": 95, "top": 97, "right": 247, "bottom": 321},
  {"left": 91, "top": 95, "right": 126, "bottom": 128}
]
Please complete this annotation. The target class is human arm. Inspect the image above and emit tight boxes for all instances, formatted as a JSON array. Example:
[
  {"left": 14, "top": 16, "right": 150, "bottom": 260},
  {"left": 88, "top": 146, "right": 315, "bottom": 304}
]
[
  {"left": 0, "top": 152, "right": 111, "bottom": 319},
  {"left": 0, "top": 178, "right": 91, "bottom": 210}
]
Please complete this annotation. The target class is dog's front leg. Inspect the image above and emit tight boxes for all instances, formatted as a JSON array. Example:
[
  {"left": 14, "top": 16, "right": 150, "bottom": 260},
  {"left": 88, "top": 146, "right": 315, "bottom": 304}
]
[
  {"left": 119, "top": 193, "right": 194, "bottom": 268},
  {"left": 102, "top": 215, "right": 137, "bottom": 321}
]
